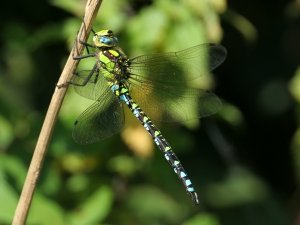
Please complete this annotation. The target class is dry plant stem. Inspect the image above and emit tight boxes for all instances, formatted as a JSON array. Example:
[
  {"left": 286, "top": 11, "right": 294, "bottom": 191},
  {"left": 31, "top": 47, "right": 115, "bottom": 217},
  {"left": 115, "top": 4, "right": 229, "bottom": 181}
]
[{"left": 12, "top": 1, "right": 103, "bottom": 224}]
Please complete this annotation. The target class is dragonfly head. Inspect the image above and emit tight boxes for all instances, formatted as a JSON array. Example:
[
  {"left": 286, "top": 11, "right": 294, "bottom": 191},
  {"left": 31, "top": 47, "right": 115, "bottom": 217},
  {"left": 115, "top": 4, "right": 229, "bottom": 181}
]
[{"left": 93, "top": 29, "right": 118, "bottom": 48}]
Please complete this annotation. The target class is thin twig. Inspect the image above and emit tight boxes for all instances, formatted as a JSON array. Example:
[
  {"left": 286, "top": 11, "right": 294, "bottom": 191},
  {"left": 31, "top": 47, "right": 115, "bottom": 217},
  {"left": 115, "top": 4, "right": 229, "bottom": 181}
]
[{"left": 11, "top": 1, "right": 103, "bottom": 224}]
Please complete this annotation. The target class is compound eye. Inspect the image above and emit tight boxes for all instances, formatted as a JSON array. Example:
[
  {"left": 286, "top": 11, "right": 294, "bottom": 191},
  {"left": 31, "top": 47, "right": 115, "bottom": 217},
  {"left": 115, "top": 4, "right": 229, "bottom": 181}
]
[{"left": 100, "top": 36, "right": 113, "bottom": 45}]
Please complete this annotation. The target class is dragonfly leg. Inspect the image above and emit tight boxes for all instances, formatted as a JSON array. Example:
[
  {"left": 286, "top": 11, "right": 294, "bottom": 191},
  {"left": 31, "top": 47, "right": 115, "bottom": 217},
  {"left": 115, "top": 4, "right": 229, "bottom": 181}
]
[
  {"left": 72, "top": 31, "right": 95, "bottom": 60},
  {"left": 73, "top": 52, "right": 96, "bottom": 60},
  {"left": 57, "top": 62, "right": 99, "bottom": 89},
  {"left": 69, "top": 63, "right": 99, "bottom": 86},
  {"left": 72, "top": 20, "right": 95, "bottom": 58}
]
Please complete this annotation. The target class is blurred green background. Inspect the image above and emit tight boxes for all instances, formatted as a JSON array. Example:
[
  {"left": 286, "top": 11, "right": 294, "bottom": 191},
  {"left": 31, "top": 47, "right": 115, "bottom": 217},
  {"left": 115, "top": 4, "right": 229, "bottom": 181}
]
[{"left": 1, "top": 0, "right": 300, "bottom": 224}]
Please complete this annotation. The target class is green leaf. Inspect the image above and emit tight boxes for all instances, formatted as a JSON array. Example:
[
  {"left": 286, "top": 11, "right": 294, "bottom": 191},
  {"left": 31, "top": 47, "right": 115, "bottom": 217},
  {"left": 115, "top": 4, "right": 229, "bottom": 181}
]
[
  {"left": 27, "top": 194, "right": 65, "bottom": 225},
  {"left": 127, "top": 185, "right": 187, "bottom": 224},
  {"left": 183, "top": 213, "right": 220, "bottom": 225},
  {"left": 0, "top": 172, "right": 19, "bottom": 224},
  {"left": 68, "top": 186, "right": 113, "bottom": 225}
]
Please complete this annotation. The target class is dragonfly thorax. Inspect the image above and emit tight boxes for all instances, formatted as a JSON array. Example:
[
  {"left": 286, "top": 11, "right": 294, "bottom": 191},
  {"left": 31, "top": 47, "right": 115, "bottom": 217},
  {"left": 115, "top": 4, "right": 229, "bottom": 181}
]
[{"left": 99, "top": 49, "right": 130, "bottom": 83}]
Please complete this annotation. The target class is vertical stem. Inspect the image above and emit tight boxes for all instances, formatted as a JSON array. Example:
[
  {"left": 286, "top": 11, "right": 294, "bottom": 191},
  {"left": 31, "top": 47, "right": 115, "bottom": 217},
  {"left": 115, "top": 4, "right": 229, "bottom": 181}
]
[{"left": 11, "top": 1, "right": 103, "bottom": 224}]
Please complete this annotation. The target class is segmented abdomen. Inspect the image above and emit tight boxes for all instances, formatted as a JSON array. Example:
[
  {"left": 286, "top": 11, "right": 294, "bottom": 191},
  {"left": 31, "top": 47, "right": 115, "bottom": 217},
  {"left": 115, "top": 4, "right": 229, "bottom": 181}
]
[{"left": 110, "top": 82, "right": 199, "bottom": 204}]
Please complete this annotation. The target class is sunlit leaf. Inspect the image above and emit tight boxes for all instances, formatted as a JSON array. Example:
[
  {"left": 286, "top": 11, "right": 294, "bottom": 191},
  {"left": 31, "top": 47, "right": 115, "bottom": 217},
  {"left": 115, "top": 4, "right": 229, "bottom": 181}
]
[
  {"left": 127, "top": 185, "right": 186, "bottom": 224},
  {"left": 0, "top": 172, "right": 19, "bottom": 224},
  {"left": 28, "top": 195, "right": 65, "bottom": 225},
  {"left": 183, "top": 213, "right": 220, "bottom": 225},
  {"left": 68, "top": 186, "right": 113, "bottom": 225}
]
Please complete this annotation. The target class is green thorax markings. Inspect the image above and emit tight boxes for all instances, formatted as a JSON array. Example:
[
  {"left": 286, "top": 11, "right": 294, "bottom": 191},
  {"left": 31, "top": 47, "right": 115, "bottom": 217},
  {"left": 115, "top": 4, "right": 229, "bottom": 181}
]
[
  {"left": 92, "top": 29, "right": 131, "bottom": 84},
  {"left": 98, "top": 49, "right": 130, "bottom": 83}
]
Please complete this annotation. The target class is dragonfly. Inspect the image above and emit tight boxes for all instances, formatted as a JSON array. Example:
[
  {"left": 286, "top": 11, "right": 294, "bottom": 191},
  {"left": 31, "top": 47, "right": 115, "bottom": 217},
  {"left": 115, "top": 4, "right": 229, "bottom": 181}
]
[{"left": 69, "top": 29, "right": 227, "bottom": 204}]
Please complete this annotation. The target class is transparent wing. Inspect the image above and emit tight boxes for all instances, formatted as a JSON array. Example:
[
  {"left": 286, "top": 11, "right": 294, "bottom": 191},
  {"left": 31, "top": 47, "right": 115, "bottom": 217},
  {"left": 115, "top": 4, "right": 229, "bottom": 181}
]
[
  {"left": 71, "top": 67, "right": 110, "bottom": 101},
  {"left": 127, "top": 44, "right": 226, "bottom": 121},
  {"left": 129, "top": 83, "right": 222, "bottom": 122},
  {"left": 128, "top": 44, "right": 227, "bottom": 85},
  {"left": 72, "top": 91, "right": 124, "bottom": 144}
]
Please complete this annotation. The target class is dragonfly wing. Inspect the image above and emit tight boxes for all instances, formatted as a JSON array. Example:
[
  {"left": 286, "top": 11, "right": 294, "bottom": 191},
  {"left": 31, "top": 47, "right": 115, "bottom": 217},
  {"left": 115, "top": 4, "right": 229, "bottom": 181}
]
[
  {"left": 128, "top": 44, "right": 227, "bottom": 85},
  {"left": 160, "top": 89, "right": 222, "bottom": 121},
  {"left": 72, "top": 92, "right": 124, "bottom": 144},
  {"left": 130, "top": 83, "right": 221, "bottom": 122},
  {"left": 208, "top": 44, "right": 227, "bottom": 71},
  {"left": 128, "top": 44, "right": 225, "bottom": 122},
  {"left": 71, "top": 67, "right": 110, "bottom": 101}
]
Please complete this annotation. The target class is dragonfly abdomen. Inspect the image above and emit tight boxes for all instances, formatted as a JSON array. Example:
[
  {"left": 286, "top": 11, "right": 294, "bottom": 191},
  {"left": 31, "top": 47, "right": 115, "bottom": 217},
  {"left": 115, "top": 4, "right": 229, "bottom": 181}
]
[{"left": 110, "top": 82, "right": 199, "bottom": 204}]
